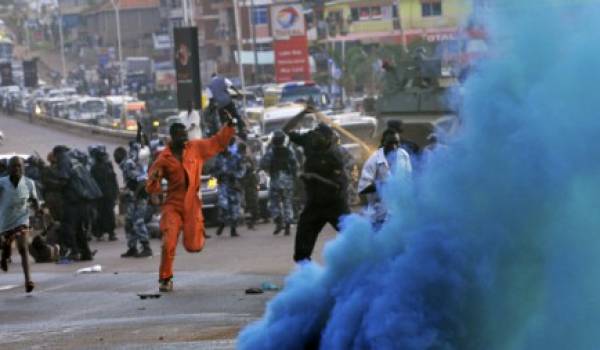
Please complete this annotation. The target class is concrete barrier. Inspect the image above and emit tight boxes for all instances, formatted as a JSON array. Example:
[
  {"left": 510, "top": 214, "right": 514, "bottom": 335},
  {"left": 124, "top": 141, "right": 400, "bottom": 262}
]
[{"left": 9, "top": 110, "right": 136, "bottom": 141}]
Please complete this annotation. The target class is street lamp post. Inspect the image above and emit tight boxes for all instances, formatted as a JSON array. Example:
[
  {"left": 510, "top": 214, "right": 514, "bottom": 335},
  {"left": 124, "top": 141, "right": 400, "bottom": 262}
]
[
  {"left": 110, "top": 0, "right": 124, "bottom": 94},
  {"left": 232, "top": 0, "right": 246, "bottom": 110},
  {"left": 57, "top": 9, "right": 67, "bottom": 84},
  {"left": 249, "top": 0, "right": 259, "bottom": 84}
]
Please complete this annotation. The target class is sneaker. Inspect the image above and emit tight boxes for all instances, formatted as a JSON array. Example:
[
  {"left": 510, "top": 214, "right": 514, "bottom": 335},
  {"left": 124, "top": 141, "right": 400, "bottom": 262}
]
[
  {"left": 136, "top": 246, "right": 153, "bottom": 258},
  {"left": 284, "top": 223, "right": 291, "bottom": 236},
  {"left": 121, "top": 247, "right": 138, "bottom": 258},
  {"left": 108, "top": 233, "right": 118, "bottom": 241},
  {"left": 230, "top": 226, "right": 239, "bottom": 237},
  {"left": 159, "top": 277, "right": 173, "bottom": 292},
  {"left": 215, "top": 224, "right": 225, "bottom": 236}
]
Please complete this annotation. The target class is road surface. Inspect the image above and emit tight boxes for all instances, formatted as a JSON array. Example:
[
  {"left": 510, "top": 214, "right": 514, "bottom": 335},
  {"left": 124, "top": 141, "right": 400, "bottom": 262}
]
[{"left": 0, "top": 113, "right": 338, "bottom": 349}]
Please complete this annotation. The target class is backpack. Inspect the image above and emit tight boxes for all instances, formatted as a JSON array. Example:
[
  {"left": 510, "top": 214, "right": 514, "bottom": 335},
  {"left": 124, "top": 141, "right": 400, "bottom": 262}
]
[{"left": 70, "top": 160, "right": 103, "bottom": 200}]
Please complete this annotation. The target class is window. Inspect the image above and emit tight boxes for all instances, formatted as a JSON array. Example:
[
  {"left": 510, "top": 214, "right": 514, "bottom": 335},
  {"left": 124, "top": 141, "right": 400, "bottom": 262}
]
[
  {"left": 255, "top": 43, "right": 272, "bottom": 52},
  {"left": 351, "top": 8, "right": 359, "bottom": 21},
  {"left": 422, "top": 0, "right": 442, "bottom": 17},
  {"left": 350, "top": 6, "right": 383, "bottom": 21},
  {"left": 370, "top": 7, "right": 382, "bottom": 19},
  {"left": 360, "top": 7, "right": 370, "bottom": 20},
  {"left": 252, "top": 6, "right": 268, "bottom": 25}
]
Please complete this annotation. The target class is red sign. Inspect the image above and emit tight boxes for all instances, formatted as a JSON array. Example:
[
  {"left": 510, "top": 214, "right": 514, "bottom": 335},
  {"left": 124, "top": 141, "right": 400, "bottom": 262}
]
[{"left": 274, "top": 35, "right": 310, "bottom": 83}]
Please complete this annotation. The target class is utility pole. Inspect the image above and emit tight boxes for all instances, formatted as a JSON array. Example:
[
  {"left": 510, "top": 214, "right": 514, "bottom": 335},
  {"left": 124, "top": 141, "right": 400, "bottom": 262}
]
[
  {"left": 232, "top": 0, "right": 246, "bottom": 109},
  {"left": 57, "top": 8, "right": 66, "bottom": 84},
  {"left": 188, "top": 0, "right": 195, "bottom": 26},
  {"left": 182, "top": 0, "right": 189, "bottom": 26},
  {"left": 249, "top": 0, "right": 259, "bottom": 84},
  {"left": 110, "top": 0, "right": 124, "bottom": 94}
]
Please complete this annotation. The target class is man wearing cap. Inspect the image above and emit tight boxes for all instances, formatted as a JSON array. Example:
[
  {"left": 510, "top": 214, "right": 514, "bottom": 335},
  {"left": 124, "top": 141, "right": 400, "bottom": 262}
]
[
  {"left": 146, "top": 116, "right": 236, "bottom": 292},
  {"left": 283, "top": 107, "right": 351, "bottom": 262}
]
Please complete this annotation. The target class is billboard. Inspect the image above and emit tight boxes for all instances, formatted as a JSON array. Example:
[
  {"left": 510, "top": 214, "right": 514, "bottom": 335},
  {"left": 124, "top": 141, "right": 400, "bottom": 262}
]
[
  {"left": 271, "top": 4, "right": 306, "bottom": 40},
  {"left": 23, "top": 59, "right": 38, "bottom": 88},
  {"left": 173, "top": 27, "right": 202, "bottom": 110},
  {"left": 274, "top": 36, "right": 311, "bottom": 82},
  {"left": 271, "top": 3, "right": 310, "bottom": 83},
  {"left": 0, "top": 62, "right": 12, "bottom": 86}
]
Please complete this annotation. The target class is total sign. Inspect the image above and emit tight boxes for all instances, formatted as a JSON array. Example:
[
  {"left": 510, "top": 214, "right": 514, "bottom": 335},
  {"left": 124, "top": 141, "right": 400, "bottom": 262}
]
[
  {"left": 272, "top": 3, "right": 310, "bottom": 82},
  {"left": 271, "top": 4, "right": 305, "bottom": 40}
]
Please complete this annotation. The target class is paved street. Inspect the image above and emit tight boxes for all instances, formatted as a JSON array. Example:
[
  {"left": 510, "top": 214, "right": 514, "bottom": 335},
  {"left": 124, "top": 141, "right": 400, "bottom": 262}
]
[{"left": 0, "top": 114, "right": 337, "bottom": 349}]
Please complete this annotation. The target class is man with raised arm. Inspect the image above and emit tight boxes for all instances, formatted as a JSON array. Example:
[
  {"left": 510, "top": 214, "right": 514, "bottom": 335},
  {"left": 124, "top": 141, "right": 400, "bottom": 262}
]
[{"left": 146, "top": 116, "right": 236, "bottom": 292}]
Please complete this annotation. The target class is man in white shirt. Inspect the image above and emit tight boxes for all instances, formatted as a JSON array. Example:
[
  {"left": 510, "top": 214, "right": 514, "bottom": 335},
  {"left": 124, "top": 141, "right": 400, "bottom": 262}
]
[
  {"left": 358, "top": 128, "right": 412, "bottom": 228},
  {"left": 0, "top": 156, "right": 38, "bottom": 293},
  {"left": 182, "top": 101, "right": 203, "bottom": 140}
]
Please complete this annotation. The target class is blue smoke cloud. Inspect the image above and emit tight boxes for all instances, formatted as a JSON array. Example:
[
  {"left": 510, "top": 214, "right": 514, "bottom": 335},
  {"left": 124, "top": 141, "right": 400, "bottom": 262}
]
[{"left": 238, "top": 1, "right": 600, "bottom": 349}]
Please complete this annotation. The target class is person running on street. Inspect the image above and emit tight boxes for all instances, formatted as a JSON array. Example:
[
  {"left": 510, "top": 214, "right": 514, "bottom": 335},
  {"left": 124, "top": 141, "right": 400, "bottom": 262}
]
[
  {"left": 0, "top": 156, "right": 39, "bottom": 293},
  {"left": 146, "top": 116, "right": 236, "bottom": 292}
]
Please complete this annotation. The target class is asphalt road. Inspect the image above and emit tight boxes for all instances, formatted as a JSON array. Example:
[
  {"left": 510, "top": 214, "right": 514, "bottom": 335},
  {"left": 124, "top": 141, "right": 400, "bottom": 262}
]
[{"left": 0, "top": 113, "right": 338, "bottom": 349}]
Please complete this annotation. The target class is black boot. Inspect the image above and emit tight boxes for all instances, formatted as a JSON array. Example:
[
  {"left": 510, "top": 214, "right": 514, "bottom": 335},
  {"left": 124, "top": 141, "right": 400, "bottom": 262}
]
[
  {"left": 216, "top": 224, "right": 225, "bottom": 236},
  {"left": 230, "top": 225, "right": 239, "bottom": 237},
  {"left": 284, "top": 223, "right": 291, "bottom": 236},
  {"left": 273, "top": 218, "right": 283, "bottom": 235},
  {"left": 121, "top": 247, "right": 138, "bottom": 258},
  {"left": 136, "top": 243, "right": 153, "bottom": 258}
]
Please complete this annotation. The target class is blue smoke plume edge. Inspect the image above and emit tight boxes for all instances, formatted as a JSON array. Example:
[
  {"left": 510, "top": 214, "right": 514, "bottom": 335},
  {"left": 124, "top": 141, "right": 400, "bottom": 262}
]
[{"left": 238, "top": 1, "right": 600, "bottom": 349}]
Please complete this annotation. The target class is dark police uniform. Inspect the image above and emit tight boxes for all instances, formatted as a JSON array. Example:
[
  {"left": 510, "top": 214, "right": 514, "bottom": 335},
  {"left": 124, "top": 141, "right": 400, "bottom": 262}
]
[{"left": 287, "top": 129, "right": 350, "bottom": 262}]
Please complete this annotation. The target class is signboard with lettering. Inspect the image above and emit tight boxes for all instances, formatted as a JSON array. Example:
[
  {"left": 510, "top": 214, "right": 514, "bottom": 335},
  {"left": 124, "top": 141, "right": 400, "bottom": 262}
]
[
  {"left": 23, "top": 59, "right": 38, "bottom": 88},
  {"left": 174, "top": 27, "right": 202, "bottom": 110},
  {"left": 271, "top": 3, "right": 310, "bottom": 83},
  {"left": 0, "top": 62, "right": 12, "bottom": 86},
  {"left": 274, "top": 36, "right": 311, "bottom": 82}
]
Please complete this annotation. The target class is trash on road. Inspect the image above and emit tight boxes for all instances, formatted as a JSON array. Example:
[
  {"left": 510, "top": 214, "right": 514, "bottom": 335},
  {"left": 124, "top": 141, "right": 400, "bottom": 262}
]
[
  {"left": 76, "top": 264, "right": 102, "bottom": 274},
  {"left": 245, "top": 287, "right": 264, "bottom": 294},
  {"left": 138, "top": 293, "right": 161, "bottom": 300}
]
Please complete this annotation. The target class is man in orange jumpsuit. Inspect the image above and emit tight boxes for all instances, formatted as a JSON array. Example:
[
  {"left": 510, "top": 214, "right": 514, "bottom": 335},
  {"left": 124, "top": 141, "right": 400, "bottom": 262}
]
[{"left": 147, "top": 118, "right": 235, "bottom": 292}]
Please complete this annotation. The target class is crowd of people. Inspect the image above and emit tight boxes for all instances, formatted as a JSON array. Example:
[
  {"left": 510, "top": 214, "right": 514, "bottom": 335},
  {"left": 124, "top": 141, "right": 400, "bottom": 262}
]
[{"left": 0, "top": 98, "right": 425, "bottom": 293}]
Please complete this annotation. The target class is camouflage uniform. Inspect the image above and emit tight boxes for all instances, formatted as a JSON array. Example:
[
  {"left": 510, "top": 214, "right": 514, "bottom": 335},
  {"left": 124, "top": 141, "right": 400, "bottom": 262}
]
[
  {"left": 240, "top": 153, "right": 260, "bottom": 225},
  {"left": 214, "top": 152, "right": 246, "bottom": 226},
  {"left": 260, "top": 145, "right": 298, "bottom": 225},
  {"left": 118, "top": 158, "right": 150, "bottom": 249}
]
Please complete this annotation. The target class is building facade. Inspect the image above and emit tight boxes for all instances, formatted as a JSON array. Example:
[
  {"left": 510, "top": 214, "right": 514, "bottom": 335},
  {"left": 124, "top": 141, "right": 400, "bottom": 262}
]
[{"left": 84, "top": 0, "right": 162, "bottom": 57}]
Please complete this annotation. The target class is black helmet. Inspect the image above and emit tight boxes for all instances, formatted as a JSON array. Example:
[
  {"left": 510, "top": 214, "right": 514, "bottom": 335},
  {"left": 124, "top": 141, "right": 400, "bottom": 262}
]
[{"left": 272, "top": 130, "right": 286, "bottom": 146}]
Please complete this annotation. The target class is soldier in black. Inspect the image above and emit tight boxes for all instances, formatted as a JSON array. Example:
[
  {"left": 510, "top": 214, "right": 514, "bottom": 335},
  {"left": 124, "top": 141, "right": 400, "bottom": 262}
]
[{"left": 283, "top": 107, "right": 350, "bottom": 262}]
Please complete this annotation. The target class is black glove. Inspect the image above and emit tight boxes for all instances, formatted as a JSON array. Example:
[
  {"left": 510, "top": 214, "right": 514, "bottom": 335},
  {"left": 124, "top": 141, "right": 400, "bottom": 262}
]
[{"left": 223, "top": 110, "right": 237, "bottom": 128}]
